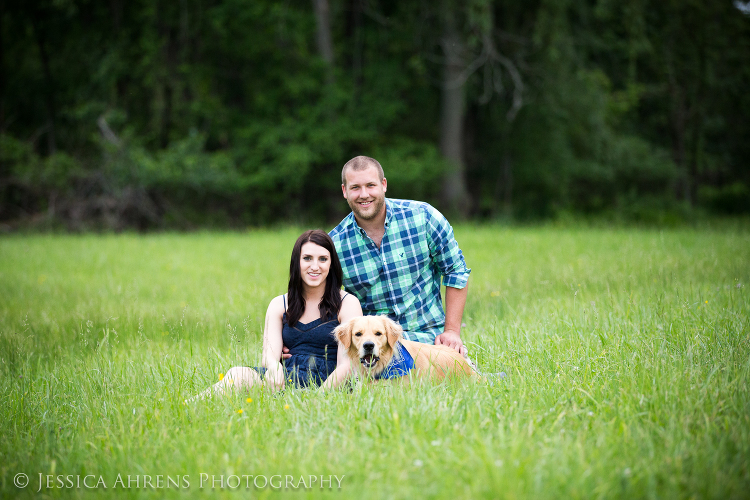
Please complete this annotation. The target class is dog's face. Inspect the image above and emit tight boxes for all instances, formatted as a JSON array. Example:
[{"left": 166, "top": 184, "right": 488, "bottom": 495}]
[{"left": 334, "top": 316, "right": 403, "bottom": 376}]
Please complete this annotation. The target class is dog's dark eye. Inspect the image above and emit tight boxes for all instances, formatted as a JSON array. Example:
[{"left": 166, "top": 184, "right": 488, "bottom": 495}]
[
  {"left": 375, "top": 331, "right": 382, "bottom": 336},
  {"left": 354, "top": 332, "right": 363, "bottom": 337}
]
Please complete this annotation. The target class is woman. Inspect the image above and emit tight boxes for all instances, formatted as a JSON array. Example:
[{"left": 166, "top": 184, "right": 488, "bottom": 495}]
[{"left": 196, "top": 230, "right": 361, "bottom": 398}]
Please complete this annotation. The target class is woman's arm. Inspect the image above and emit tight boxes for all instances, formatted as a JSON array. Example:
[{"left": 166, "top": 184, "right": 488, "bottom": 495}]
[
  {"left": 262, "top": 295, "right": 286, "bottom": 390},
  {"left": 321, "top": 294, "right": 363, "bottom": 389},
  {"left": 321, "top": 341, "right": 352, "bottom": 390}
]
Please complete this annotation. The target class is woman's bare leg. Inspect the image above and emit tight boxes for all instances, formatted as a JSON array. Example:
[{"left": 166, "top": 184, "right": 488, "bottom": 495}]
[{"left": 187, "top": 366, "right": 262, "bottom": 403}]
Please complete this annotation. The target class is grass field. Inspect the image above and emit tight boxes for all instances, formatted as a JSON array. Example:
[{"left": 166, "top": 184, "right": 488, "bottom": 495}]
[{"left": 1, "top": 225, "right": 749, "bottom": 499}]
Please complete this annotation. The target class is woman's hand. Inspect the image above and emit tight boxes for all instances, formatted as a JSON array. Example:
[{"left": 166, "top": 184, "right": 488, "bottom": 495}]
[
  {"left": 266, "top": 364, "right": 286, "bottom": 392},
  {"left": 320, "top": 354, "right": 351, "bottom": 390}
]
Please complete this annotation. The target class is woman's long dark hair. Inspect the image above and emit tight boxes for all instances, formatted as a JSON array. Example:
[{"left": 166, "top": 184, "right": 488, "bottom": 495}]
[{"left": 286, "top": 230, "right": 344, "bottom": 327}]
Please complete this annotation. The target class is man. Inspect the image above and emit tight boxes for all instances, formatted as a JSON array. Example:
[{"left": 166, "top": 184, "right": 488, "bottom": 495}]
[{"left": 329, "top": 155, "right": 471, "bottom": 355}]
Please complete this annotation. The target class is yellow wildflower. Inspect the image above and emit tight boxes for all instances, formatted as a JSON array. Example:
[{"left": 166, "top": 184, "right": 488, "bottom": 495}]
[
  {"left": 246, "top": 398, "right": 253, "bottom": 403},
  {"left": 219, "top": 373, "right": 224, "bottom": 381}
]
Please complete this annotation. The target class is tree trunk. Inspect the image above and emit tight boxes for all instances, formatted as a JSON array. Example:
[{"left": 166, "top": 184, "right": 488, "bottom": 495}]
[
  {"left": 0, "top": 0, "right": 5, "bottom": 134},
  {"left": 670, "top": 83, "right": 690, "bottom": 205},
  {"left": 439, "top": 8, "right": 470, "bottom": 217},
  {"left": 312, "top": 0, "right": 335, "bottom": 85},
  {"left": 29, "top": 8, "right": 57, "bottom": 155},
  {"left": 502, "top": 148, "right": 513, "bottom": 215},
  {"left": 491, "top": 129, "right": 513, "bottom": 218},
  {"left": 348, "top": 0, "right": 363, "bottom": 100},
  {"left": 157, "top": 2, "right": 174, "bottom": 149}
]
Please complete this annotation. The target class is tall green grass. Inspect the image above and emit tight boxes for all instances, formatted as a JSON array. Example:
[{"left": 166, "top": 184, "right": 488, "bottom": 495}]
[{"left": 1, "top": 226, "right": 748, "bottom": 498}]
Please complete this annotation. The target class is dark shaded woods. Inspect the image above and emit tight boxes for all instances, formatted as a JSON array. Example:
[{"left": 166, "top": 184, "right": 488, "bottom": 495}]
[{"left": 1, "top": 0, "right": 749, "bottom": 230}]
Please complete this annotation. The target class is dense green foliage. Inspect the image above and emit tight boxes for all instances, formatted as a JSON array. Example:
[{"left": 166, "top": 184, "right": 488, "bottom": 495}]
[
  {"left": 1, "top": 227, "right": 749, "bottom": 498},
  {"left": 1, "top": 0, "right": 749, "bottom": 228}
]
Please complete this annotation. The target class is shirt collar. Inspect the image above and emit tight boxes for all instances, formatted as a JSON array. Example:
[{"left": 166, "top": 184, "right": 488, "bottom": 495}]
[
  {"left": 351, "top": 198, "right": 392, "bottom": 237},
  {"left": 384, "top": 198, "right": 393, "bottom": 227}
]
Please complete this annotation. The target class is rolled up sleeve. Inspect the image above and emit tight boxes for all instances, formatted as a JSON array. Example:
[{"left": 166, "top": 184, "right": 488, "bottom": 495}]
[{"left": 424, "top": 205, "right": 471, "bottom": 289}]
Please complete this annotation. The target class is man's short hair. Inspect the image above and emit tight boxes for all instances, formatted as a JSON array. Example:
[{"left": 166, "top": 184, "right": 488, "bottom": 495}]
[{"left": 341, "top": 156, "right": 384, "bottom": 186}]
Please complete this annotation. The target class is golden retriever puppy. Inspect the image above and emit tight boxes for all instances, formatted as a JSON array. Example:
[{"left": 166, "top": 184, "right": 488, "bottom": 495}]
[{"left": 334, "top": 316, "right": 478, "bottom": 381}]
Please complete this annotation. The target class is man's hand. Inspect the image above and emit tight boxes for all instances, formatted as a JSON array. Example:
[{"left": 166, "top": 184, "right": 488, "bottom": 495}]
[
  {"left": 434, "top": 330, "right": 467, "bottom": 357},
  {"left": 281, "top": 345, "right": 291, "bottom": 360}
]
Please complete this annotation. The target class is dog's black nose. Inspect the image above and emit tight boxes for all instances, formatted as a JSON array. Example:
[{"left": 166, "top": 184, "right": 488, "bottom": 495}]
[{"left": 363, "top": 341, "right": 375, "bottom": 352}]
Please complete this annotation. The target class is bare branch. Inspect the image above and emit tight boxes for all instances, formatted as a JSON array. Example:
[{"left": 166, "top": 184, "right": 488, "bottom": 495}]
[
  {"left": 361, "top": 0, "right": 391, "bottom": 26},
  {"left": 442, "top": 42, "right": 487, "bottom": 89},
  {"left": 485, "top": 34, "right": 524, "bottom": 121},
  {"left": 97, "top": 115, "right": 122, "bottom": 148}
]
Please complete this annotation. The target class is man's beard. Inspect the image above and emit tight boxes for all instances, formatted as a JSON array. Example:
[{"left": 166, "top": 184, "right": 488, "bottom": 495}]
[{"left": 348, "top": 195, "right": 385, "bottom": 221}]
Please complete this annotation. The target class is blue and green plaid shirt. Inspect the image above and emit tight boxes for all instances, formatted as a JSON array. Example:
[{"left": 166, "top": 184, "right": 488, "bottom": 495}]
[{"left": 330, "top": 198, "right": 471, "bottom": 344}]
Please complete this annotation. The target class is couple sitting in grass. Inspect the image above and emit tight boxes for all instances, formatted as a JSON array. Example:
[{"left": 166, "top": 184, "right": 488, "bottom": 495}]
[{"left": 199, "top": 155, "right": 471, "bottom": 395}]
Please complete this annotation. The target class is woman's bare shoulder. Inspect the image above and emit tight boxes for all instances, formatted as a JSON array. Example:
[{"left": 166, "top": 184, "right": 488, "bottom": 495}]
[
  {"left": 266, "top": 294, "right": 286, "bottom": 317},
  {"left": 338, "top": 291, "right": 362, "bottom": 322}
]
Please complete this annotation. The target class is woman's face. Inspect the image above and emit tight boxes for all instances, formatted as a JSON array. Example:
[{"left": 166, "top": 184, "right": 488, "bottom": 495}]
[{"left": 299, "top": 242, "right": 331, "bottom": 290}]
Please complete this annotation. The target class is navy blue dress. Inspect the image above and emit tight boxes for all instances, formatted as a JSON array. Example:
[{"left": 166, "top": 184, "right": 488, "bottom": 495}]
[
  {"left": 281, "top": 313, "right": 339, "bottom": 388},
  {"left": 253, "top": 294, "right": 343, "bottom": 388}
]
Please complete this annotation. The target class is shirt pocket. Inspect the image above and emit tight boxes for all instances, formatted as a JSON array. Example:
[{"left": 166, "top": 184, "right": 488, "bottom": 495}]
[{"left": 403, "top": 247, "right": 429, "bottom": 280}]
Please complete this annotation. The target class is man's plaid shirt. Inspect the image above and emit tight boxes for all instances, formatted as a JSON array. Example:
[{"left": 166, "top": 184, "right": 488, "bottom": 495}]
[{"left": 330, "top": 198, "right": 471, "bottom": 343}]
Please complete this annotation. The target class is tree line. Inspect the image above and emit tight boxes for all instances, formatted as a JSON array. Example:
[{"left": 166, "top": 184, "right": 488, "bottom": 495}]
[{"left": 1, "top": 0, "right": 749, "bottom": 230}]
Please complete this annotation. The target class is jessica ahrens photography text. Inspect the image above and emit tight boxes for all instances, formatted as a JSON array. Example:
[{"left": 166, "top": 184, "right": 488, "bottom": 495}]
[{"left": 16, "top": 472, "right": 345, "bottom": 492}]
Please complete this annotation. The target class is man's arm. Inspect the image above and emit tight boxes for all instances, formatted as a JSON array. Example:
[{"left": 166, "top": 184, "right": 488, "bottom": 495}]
[
  {"left": 434, "top": 281, "right": 468, "bottom": 356},
  {"left": 422, "top": 203, "right": 471, "bottom": 355}
]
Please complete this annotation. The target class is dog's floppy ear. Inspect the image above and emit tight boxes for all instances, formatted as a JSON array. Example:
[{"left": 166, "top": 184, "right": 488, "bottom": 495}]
[
  {"left": 384, "top": 317, "right": 403, "bottom": 349},
  {"left": 334, "top": 319, "right": 353, "bottom": 350}
]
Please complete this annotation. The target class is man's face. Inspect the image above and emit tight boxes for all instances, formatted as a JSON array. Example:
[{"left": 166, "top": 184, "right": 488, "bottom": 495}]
[{"left": 342, "top": 166, "right": 387, "bottom": 222}]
